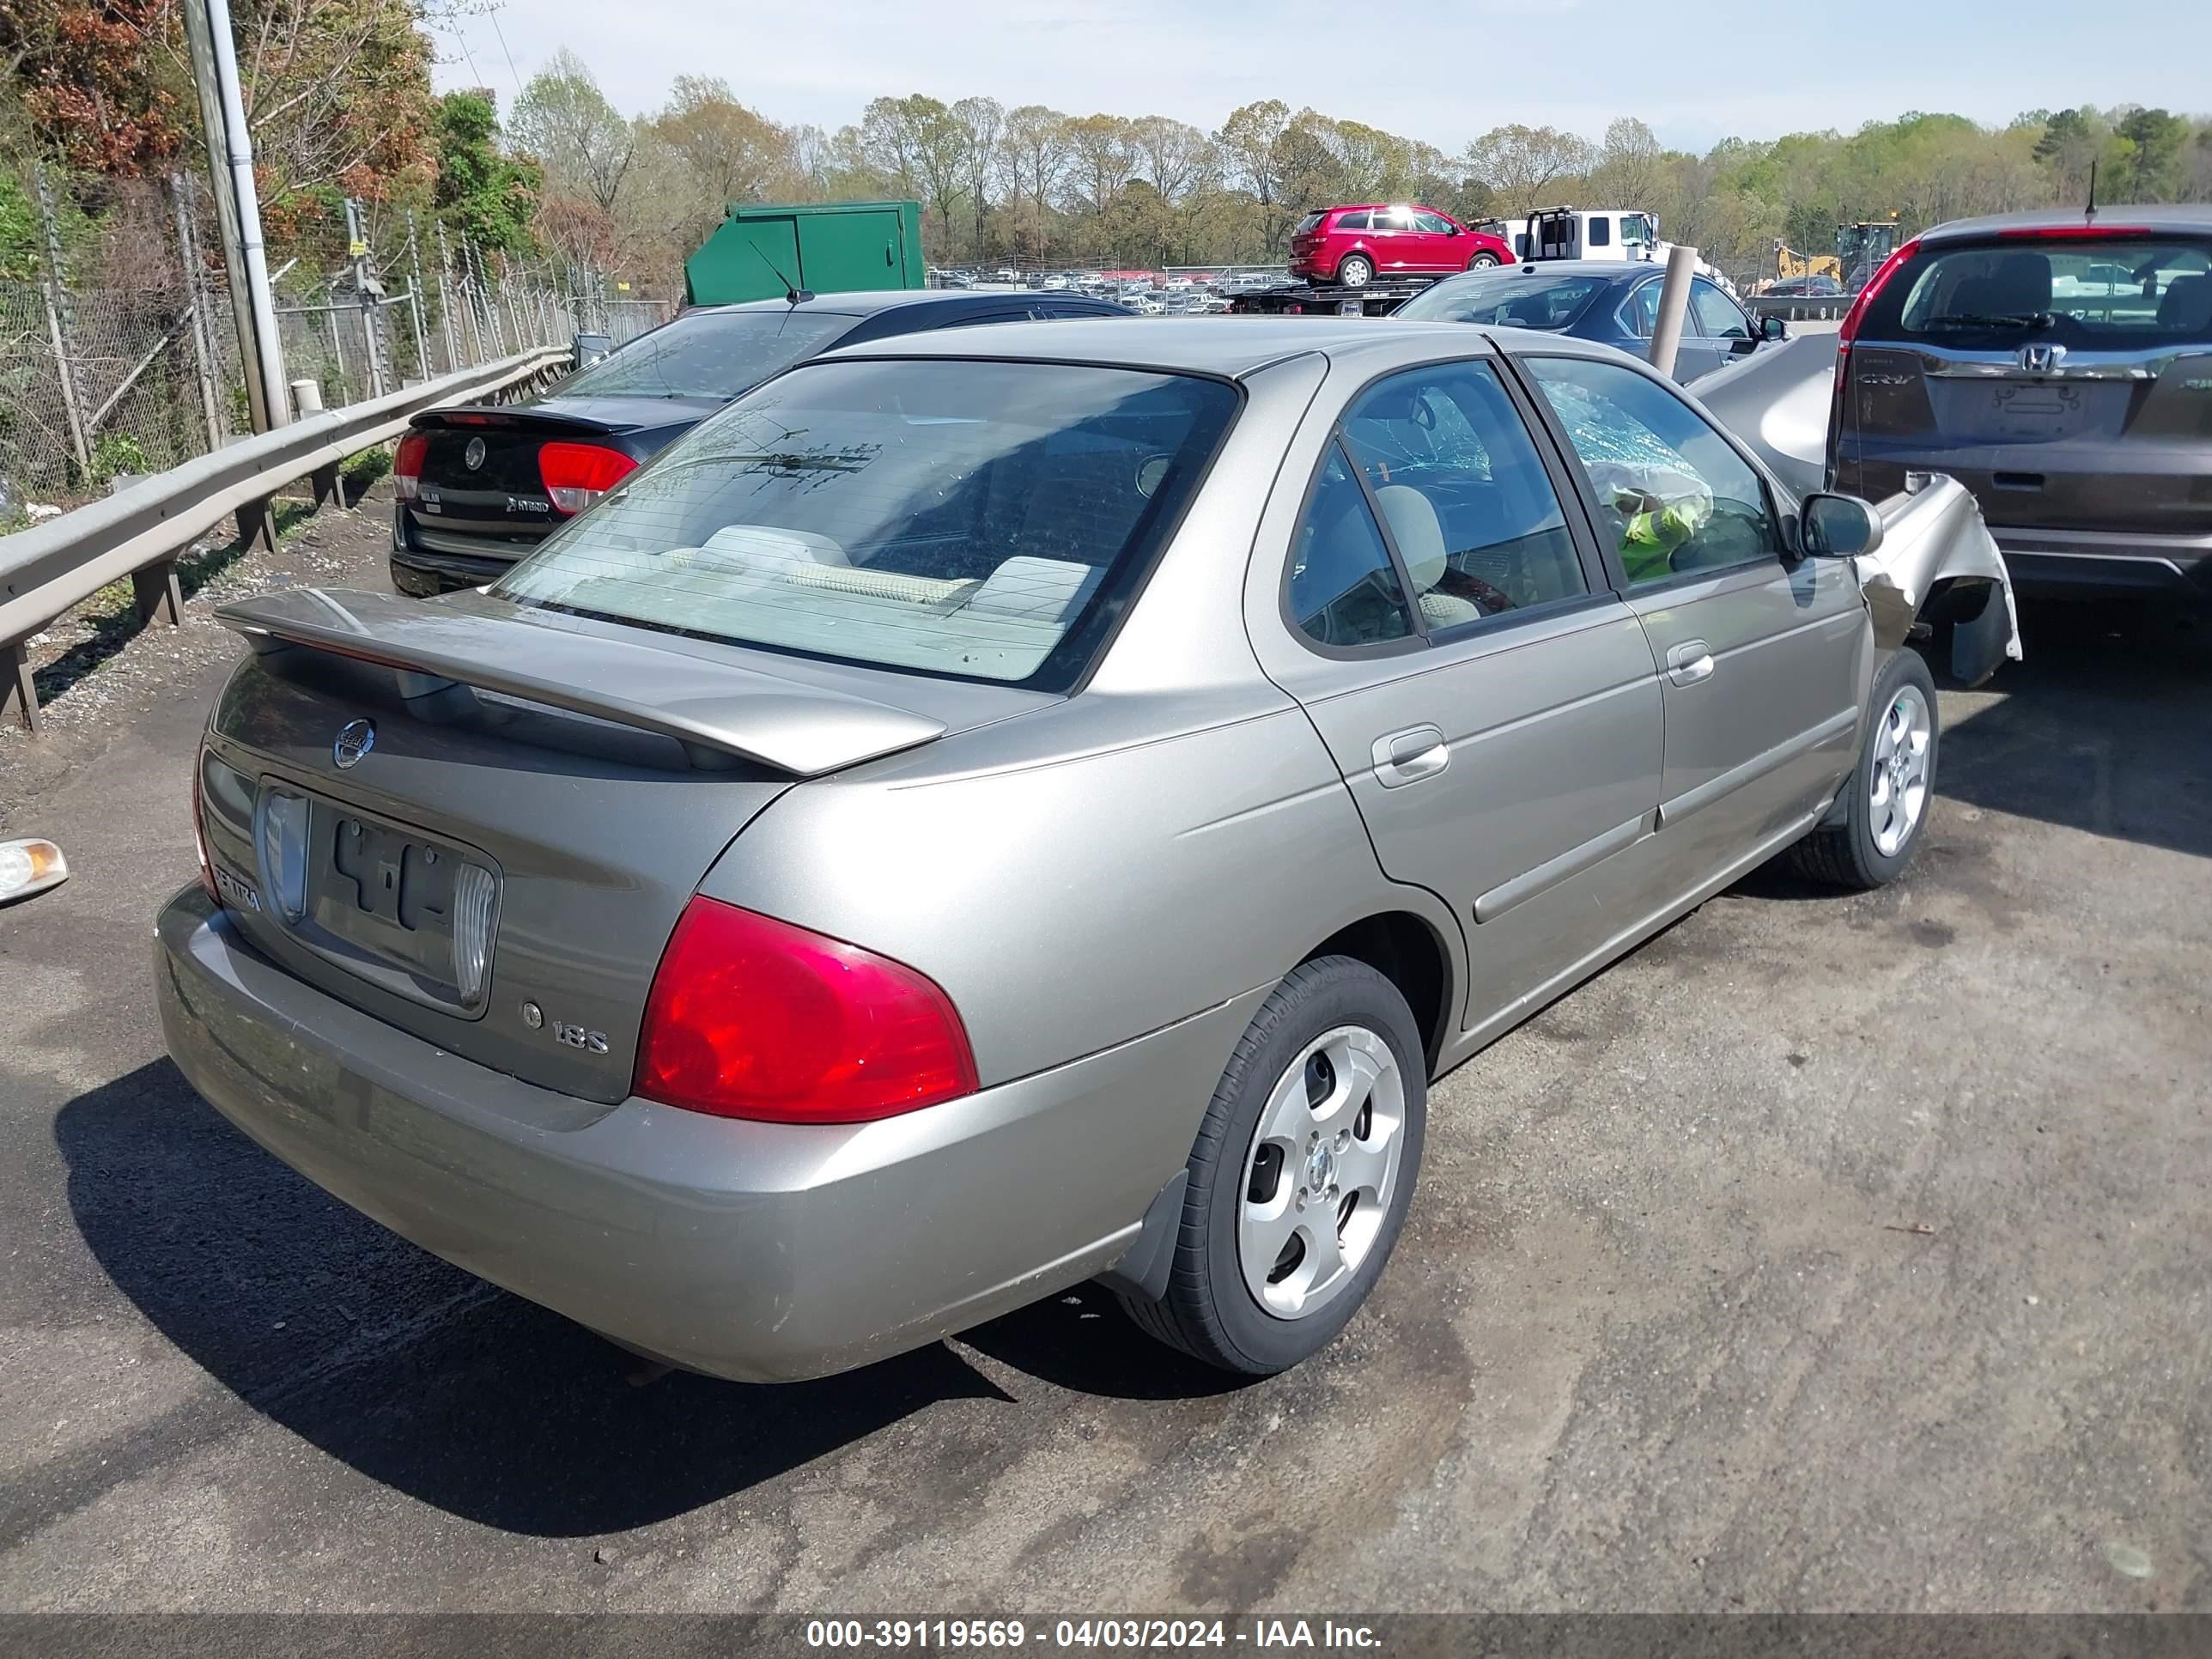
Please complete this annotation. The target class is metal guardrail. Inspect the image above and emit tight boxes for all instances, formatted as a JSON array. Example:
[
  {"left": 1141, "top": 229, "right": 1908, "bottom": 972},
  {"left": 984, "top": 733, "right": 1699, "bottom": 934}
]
[
  {"left": 0, "top": 344, "right": 570, "bottom": 732},
  {"left": 1746, "top": 293, "right": 1855, "bottom": 322}
]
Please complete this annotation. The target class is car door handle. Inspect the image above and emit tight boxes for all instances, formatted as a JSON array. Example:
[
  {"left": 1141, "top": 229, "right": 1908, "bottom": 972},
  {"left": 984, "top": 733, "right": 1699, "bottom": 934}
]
[
  {"left": 1371, "top": 726, "right": 1449, "bottom": 787},
  {"left": 1665, "top": 641, "right": 1715, "bottom": 687}
]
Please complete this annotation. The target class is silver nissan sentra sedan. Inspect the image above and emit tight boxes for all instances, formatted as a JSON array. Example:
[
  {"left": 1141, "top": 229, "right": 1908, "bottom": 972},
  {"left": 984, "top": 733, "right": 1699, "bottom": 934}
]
[{"left": 157, "top": 319, "right": 2001, "bottom": 1382}]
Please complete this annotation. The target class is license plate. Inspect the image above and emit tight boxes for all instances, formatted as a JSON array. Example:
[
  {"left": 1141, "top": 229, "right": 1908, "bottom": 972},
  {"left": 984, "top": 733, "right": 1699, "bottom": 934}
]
[{"left": 1984, "top": 384, "right": 2088, "bottom": 440}]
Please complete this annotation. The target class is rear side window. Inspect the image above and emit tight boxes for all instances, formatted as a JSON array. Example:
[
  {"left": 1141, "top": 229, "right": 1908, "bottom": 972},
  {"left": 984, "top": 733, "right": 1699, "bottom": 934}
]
[
  {"left": 1867, "top": 237, "right": 2212, "bottom": 347},
  {"left": 1334, "top": 211, "right": 1370, "bottom": 231},
  {"left": 557, "top": 310, "right": 854, "bottom": 399},
  {"left": 496, "top": 360, "right": 1239, "bottom": 690},
  {"left": 1397, "top": 270, "right": 1604, "bottom": 328},
  {"left": 1287, "top": 447, "right": 1416, "bottom": 648},
  {"left": 1588, "top": 217, "right": 1611, "bottom": 247}
]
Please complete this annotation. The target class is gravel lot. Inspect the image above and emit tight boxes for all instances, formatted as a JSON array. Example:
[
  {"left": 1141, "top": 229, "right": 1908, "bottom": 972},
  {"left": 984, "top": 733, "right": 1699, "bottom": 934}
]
[{"left": 0, "top": 496, "right": 2204, "bottom": 1615}]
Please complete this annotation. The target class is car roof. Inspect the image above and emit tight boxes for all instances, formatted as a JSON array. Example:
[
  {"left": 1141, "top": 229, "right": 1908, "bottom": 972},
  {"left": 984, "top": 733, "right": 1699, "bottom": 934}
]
[
  {"left": 690, "top": 289, "right": 1124, "bottom": 319},
  {"left": 1474, "top": 260, "right": 1654, "bottom": 280},
  {"left": 817, "top": 316, "right": 1625, "bottom": 380},
  {"left": 1920, "top": 204, "right": 2212, "bottom": 245}
]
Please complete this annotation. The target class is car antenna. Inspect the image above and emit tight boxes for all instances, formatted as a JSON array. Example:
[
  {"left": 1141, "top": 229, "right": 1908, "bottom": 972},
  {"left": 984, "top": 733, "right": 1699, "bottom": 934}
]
[
  {"left": 2084, "top": 160, "right": 2098, "bottom": 222},
  {"left": 750, "top": 242, "right": 813, "bottom": 306}
]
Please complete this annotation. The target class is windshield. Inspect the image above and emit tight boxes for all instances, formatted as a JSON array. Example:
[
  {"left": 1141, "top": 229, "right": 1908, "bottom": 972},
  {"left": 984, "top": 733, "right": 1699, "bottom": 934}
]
[
  {"left": 494, "top": 359, "right": 1241, "bottom": 690},
  {"left": 1396, "top": 270, "right": 1607, "bottom": 328},
  {"left": 1873, "top": 237, "right": 2212, "bottom": 348},
  {"left": 556, "top": 309, "right": 856, "bottom": 401}
]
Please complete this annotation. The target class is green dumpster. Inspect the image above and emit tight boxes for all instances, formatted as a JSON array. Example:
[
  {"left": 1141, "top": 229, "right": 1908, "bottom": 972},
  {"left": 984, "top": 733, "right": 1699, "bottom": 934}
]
[{"left": 684, "top": 200, "right": 926, "bottom": 307}]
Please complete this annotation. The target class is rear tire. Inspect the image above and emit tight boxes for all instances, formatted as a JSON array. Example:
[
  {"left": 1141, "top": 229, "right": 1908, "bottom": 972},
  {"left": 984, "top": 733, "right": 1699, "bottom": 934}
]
[
  {"left": 1791, "top": 647, "right": 1939, "bottom": 890},
  {"left": 1336, "top": 253, "right": 1375, "bottom": 288},
  {"left": 1118, "top": 957, "right": 1426, "bottom": 1376},
  {"left": 1468, "top": 252, "right": 1500, "bottom": 270}
]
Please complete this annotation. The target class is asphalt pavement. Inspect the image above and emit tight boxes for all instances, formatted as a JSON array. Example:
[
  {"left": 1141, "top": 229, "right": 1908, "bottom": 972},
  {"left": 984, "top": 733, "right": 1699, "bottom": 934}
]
[{"left": 0, "top": 503, "right": 2204, "bottom": 1613}]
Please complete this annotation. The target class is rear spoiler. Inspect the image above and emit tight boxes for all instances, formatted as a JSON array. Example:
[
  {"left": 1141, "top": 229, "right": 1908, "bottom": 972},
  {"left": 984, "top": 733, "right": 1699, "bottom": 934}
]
[
  {"left": 409, "top": 404, "right": 618, "bottom": 435},
  {"left": 215, "top": 588, "right": 945, "bottom": 777}
]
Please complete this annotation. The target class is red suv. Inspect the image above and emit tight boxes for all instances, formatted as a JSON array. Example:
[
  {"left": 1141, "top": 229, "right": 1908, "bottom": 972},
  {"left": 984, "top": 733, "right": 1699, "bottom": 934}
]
[{"left": 1290, "top": 204, "right": 1516, "bottom": 287}]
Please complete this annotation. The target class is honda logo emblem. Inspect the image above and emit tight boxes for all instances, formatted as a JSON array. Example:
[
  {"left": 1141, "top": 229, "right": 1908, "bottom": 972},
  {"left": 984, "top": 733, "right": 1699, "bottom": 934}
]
[{"left": 2019, "top": 343, "right": 2066, "bottom": 374}]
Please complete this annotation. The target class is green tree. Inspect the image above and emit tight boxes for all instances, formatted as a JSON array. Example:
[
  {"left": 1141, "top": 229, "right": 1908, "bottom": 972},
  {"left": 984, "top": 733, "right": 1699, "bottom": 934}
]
[
  {"left": 432, "top": 89, "right": 540, "bottom": 254},
  {"left": 2112, "top": 107, "right": 2190, "bottom": 200}
]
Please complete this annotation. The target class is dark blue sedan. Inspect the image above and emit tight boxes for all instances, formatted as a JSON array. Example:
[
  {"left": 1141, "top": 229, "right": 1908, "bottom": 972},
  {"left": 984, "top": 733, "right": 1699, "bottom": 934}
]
[{"left": 1393, "top": 260, "right": 1783, "bottom": 384}]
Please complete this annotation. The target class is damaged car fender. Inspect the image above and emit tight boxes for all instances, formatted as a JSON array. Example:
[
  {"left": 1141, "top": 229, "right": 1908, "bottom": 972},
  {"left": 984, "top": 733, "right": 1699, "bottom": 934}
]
[
  {"left": 1698, "top": 335, "right": 2021, "bottom": 688},
  {"left": 1853, "top": 474, "right": 2023, "bottom": 688}
]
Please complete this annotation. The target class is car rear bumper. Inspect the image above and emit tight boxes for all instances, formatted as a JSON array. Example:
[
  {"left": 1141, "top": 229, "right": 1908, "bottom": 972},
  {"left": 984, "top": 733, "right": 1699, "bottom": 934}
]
[
  {"left": 1989, "top": 526, "right": 2212, "bottom": 598},
  {"left": 155, "top": 887, "right": 1255, "bottom": 1382},
  {"left": 389, "top": 507, "right": 544, "bottom": 596}
]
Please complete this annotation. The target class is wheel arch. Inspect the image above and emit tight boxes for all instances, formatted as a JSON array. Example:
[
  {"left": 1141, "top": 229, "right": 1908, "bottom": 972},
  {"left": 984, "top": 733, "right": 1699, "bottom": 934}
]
[{"left": 1301, "top": 910, "right": 1454, "bottom": 1073}]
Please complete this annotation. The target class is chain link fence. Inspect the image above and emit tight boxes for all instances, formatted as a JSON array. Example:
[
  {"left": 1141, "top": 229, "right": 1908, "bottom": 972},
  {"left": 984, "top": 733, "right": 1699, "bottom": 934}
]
[{"left": 0, "top": 174, "right": 673, "bottom": 514}]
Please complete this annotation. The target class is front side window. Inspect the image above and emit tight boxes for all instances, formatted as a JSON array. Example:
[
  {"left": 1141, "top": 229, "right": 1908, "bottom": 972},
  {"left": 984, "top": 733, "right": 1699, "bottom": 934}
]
[
  {"left": 1690, "top": 280, "right": 1750, "bottom": 339},
  {"left": 556, "top": 309, "right": 855, "bottom": 400},
  {"left": 1414, "top": 211, "right": 1454, "bottom": 234},
  {"left": 1287, "top": 446, "right": 1416, "bottom": 648},
  {"left": 1526, "top": 356, "right": 1785, "bottom": 584},
  {"left": 496, "top": 359, "right": 1239, "bottom": 690}
]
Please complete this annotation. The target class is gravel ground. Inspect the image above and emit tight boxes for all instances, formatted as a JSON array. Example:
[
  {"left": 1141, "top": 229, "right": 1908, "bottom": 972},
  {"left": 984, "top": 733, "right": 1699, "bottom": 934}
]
[{"left": 0, "top": 519, "right": 2204, "bottom": 1618}]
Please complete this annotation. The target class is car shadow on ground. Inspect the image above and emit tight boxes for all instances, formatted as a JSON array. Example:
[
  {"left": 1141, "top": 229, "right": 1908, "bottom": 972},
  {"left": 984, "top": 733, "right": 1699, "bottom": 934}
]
[
  {"left": 1731, "top": 599, "right": 2212, "bottom": 905},
  {"left": 55, "top": 1060, "right": 1237, "bottom": 1536}
]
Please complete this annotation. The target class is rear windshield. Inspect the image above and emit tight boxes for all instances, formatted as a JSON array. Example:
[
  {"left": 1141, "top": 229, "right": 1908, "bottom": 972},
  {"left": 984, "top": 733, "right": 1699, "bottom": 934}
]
[
  {"left": 494, "top": 359, "right": 1241, "bottom": 690},
  {"left": 556, "top": 309, "right": 856, "bottom": 400},
  {"left": 1294, "top": 212, "right": 1324, "bottom": 235},
  {"left": 1396, "top": 270, "right": 1606, "bottom": 328},
  {"left": 1865, "top": 236, "right": 2212, "bottom": 348}
]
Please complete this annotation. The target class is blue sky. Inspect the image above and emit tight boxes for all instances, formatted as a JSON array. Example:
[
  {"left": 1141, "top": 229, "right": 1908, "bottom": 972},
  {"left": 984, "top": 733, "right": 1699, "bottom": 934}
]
[{"left": 434, "top": 0, "right": 2211, "bottom": 150}]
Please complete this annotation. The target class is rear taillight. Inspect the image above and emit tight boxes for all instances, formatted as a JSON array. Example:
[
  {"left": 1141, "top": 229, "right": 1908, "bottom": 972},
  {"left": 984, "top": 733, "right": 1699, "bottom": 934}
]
[
  {"left": 635, "top": 896, "right": 979, "bottom": 1124},
  {"left": 538, "top": 442, "right": 637, "bottom": 514},
  {"left": 191, "top": 749, "right": 217, "bottom": 902},
  {"left": 392, "top": 431, "right": 428, "bottom": 501}
]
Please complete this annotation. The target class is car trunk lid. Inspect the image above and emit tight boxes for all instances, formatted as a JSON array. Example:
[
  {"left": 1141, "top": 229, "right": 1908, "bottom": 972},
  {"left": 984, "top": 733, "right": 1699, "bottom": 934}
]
[{"left": 196, "top": 587, "right": 1035, "bottom": 1105}]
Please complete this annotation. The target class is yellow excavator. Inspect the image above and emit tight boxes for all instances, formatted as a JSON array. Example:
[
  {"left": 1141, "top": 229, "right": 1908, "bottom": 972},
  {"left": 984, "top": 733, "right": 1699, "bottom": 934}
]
[{"left": 1769, "top": 216, "right": 1903, "bottom": 292}]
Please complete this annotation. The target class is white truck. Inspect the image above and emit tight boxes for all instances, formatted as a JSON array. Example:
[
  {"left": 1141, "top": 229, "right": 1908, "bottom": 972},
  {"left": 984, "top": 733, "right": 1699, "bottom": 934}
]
[{"left": 1515, "top": 207, "right": 1740, "bottom": 295}]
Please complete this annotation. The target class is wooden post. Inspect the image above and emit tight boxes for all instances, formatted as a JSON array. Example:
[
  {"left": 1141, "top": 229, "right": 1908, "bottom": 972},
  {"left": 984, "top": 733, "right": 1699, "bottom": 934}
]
[
  {"left": 3, "top": 640, "right": 37, "bottom": 734},
  {"left": 131, "top": 560, "right": 185, "bottom": 627},
  {"left": 33, "top": 166, "right": 93, "bottom": 478},
  {"left": 171, "top": 174, "right": 226, "bottom": 450}
]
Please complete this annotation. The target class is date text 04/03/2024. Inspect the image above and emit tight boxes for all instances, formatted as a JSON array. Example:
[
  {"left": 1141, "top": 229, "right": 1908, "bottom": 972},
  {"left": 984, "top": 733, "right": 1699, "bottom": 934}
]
[{"left": 802, "top": 1619, "right": 1382, "bottom": 1649}]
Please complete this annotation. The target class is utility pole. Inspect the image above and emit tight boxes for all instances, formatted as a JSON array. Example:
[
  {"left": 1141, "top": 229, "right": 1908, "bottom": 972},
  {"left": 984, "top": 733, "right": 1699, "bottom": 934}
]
[{"left": 181, "top": 0, "right": 289, "bottom": 429}]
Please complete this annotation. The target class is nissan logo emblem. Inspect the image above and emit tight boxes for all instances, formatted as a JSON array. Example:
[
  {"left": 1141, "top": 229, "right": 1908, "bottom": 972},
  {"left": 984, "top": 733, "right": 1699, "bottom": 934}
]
[
  {"left": 464, "top": 435, "right": 487, "bottom": 471},
  {"left": 333, "top": 719, "right": 375, "bottom": 769}
]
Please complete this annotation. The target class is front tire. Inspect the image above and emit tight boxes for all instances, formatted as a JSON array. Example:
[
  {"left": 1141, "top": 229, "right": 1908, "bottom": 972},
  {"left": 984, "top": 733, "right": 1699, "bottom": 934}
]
[
  {"left": 1467, "top": 252, "right": 1500, "bottom": 270},
  {"left": 1336, "top": 253, "right": 1375, "bottom": 288},
  {"left": 1118, "top": 957, "right": 1426, "bottom": 1375},
  {"left": 1791, "top": 647, "right": 1939, "bottom": 890}
]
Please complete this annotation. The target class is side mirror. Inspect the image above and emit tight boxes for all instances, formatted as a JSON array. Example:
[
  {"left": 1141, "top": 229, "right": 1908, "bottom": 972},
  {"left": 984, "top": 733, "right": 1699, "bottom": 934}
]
[
  {"left": 1800, "top": 492, "right": 1885, "bottom": 558},
  {"left": 1447, "top": 223, "right": 1462, "bottom": 235},
  {"left": 1759, "top": 313, "right": 1789, "bottom": 342}
]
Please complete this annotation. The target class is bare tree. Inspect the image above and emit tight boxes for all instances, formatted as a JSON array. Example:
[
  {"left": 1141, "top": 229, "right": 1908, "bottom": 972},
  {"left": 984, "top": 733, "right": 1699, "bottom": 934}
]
[
  {"left": 510, "top": 47, "right": 636, "bottom": 216},
  {"left": 1463, "top": 123, "right": 1599, "bottom": 215},
  {"left": 951, "top": 95, "right": 1004, "bottom": 265},
  {"left": 996, "top": 104, "right": 1071, "bottom": 265}
]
